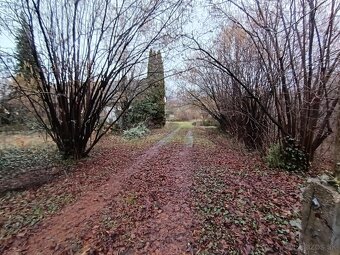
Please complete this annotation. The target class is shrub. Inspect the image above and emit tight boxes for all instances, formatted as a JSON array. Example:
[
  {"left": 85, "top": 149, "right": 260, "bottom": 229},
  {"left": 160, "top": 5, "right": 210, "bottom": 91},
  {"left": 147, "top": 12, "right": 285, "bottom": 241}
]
[
  {"left": 126, "top": 100, "right": 158, "bottom": 128},
  {"left": 123, "top": 123, "right": 150, "bottom": 139},
  {"left": 266, "top": 143, "right": 283, "bottom": 168},
  {"left": 266, "top": 137, "right": 309, "bottom": 172},
  {"left": 281, "top": 136, "right": 309, "bottom": 171},
  {"left": 202, "top": 119, "right": 217, "bottom": 126}
]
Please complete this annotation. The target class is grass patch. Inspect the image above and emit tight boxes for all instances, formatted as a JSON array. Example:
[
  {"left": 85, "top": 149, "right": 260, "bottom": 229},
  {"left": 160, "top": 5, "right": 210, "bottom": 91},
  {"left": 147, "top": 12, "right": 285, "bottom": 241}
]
[
  {"left": 0, "top": 132, "right": 51, "bottom": 149},
  {"left": 167, "top": 128, "right": 190, "bottom": 144},
  {"left": 0, "top": 144, "right": 60, "bottom": 173},
  {"left": 0, "top": 132, "right": 59, "bottom": 178},
  {"left": 0, "top": 134, "right": 76, "bottom": 194},
  {"left": 0, "top": 144, "right": 64, "bottom": 193},
  {"left": 169, "top": 121, "right": 194, "bottom": 129}
]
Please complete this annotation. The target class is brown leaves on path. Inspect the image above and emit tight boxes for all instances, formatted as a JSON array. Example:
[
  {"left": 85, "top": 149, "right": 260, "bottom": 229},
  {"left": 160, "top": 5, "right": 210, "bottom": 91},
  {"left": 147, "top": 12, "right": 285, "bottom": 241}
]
[
  {"left": 84, "top": 139, "right": 195, "bottom": 254},
  {"left": 0, "top": 129, "right": 174, "bottom": 254},
  {"left": 1, "top": 125, "right": 306, "bottom": 255}
]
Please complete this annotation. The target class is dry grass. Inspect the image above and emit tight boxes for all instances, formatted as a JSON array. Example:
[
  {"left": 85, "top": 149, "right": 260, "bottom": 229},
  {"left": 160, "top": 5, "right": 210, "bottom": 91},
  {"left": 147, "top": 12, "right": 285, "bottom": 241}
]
[{"left": 0, "top": 132, "right": 53, "bottom": 150}]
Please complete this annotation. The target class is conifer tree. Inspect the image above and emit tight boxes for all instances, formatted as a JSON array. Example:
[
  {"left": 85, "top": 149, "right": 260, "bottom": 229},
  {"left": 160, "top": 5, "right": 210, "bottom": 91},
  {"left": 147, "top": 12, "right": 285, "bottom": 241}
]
[
  {"left": 15, "top": 16, "right": 38, "bottom": 81},
  {"left": 146, "top": 49, "right": 166, "bottom": 127}
]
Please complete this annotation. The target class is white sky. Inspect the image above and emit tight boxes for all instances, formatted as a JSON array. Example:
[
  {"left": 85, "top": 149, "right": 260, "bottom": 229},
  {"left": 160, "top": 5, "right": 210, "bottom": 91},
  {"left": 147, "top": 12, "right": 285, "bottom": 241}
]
[
  {"left": 0, "top": 1, "right": 223, "bottom": 95},
  {"left": 163, "top": 0, "right": 222, "bottom": 94}
]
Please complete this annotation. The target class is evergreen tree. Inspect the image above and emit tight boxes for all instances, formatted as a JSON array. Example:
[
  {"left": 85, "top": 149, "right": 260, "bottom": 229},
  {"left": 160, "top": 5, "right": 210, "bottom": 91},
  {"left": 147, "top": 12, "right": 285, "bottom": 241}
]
[
  {"left": 146, "top": 49, "right": 166, "bottom": 127},
  {"left": 15, "top": 16, "right": 38, "bottom": 81}
]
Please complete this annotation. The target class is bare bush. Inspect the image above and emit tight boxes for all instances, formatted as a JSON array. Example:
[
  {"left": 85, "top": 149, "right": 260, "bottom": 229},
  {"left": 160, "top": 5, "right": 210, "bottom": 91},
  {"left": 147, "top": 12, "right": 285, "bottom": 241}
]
[{"left": 0, "top": 0, "right": 186, "bottom": 158}]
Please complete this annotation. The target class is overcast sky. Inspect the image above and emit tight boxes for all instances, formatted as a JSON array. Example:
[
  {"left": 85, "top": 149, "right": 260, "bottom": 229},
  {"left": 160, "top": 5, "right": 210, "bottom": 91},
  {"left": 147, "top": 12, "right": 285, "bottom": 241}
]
[
  {"left": 0, "top": 1, "right": 224, "bottom": 96},
  {"left": 162, "top": 0, "right": 223, "bottom": 95}
]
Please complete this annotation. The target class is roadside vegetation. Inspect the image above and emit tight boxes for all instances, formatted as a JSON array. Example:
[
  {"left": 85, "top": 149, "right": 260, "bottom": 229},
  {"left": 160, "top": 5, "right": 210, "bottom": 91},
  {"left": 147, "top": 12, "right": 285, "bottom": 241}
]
[{"left": 0, "top": 0, "right": 339, "bottom": 254}]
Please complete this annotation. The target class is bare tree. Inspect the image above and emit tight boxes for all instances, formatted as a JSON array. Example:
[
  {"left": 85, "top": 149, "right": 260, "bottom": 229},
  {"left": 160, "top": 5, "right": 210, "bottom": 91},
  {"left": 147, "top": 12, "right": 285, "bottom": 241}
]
[
  {"left": 334, "top": 83, "right": 340, "bottom": 179},
  {"left": 184, "top": 26, "right": 272, "bottom": 150},
  {"left": 192, "top": 0, "right": 340, "bottom": 164},
  {"left": 0, "top": 0, "right": 186, "bottom": 159}
]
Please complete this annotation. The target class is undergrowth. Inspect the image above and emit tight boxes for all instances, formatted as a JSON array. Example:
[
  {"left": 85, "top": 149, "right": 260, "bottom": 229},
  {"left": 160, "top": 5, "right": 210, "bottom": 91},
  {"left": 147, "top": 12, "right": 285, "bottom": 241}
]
[
  {"left": 123, "top": 123, "right": 150, "bottom": 139},
  {"left": 266, "top": 137, "right": 309, "bottom": 172}
]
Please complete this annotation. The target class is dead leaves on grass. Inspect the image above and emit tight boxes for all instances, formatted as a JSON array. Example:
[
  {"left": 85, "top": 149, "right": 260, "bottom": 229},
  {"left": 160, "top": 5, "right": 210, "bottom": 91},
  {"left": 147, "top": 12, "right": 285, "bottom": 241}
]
[
  {"left": 0, "top": 140, "right": 140, "bottom": 252},
  {"left": 0, "top": 127, "right": 307, "bottom": 255},
  {"left": 192, "top": 137, "right": 304, "bottom": 254}
]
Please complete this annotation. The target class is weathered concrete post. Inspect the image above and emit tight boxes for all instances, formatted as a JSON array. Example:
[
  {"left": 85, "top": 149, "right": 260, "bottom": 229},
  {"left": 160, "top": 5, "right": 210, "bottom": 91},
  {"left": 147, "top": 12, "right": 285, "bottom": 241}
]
[{"left": 300, "top": 179, "right": 340, "bottom": 255}]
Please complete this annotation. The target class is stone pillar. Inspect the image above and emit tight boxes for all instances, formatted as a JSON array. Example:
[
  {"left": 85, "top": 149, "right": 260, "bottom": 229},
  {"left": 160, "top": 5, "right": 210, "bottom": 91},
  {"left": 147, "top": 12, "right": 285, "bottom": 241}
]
[{"left": 300, "top": 179, "right": 340, "bottom": 255}]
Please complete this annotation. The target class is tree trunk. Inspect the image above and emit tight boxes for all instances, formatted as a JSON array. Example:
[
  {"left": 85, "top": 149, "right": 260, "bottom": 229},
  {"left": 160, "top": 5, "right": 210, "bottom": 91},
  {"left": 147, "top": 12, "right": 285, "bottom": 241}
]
[{"left": 335, "top": 104, "right": 340, "bottom": 179}]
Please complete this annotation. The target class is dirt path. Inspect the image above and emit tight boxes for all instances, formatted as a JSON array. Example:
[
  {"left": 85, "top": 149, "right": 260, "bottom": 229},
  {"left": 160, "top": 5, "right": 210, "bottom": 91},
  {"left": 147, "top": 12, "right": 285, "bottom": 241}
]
[
  {"left": 124, "top": 130, "right": 195, "bottom": 254},
  {"left": 1, "top": 126, "right": 306, "bottom": 254},
  {"left": 5, "top": 126, "right": 195, "bottom": 255}
]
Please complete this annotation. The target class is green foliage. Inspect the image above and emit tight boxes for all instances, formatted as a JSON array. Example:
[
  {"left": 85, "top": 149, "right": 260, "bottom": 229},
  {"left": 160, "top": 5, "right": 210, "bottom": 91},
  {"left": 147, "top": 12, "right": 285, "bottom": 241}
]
[
  {"left": 266, "top": 137, "right": 309, "bottom": 172},
  {"left": 15, "top": 16, "right": 38, "bottom": 80},
  {"left": 0, "top": 136, "right": 76, "bottom": 193},
  {"left": 123, "top": 123, "right": 150, "bottom": 140},
  {"left": 126, "top": 100, "right": 158, "bottom": 126},
  {"left": 202, "top": 119, "right": 217, "bottom": 126},
  {"left": 281, "top": 136, "right": 309, "bottom": 171},
  {"left": 328, "top": 177, "right": 340, "bottom": 193},
  {"left": 266, "top": 143, "right": 283, "bottom": 168},
  {"left": 0, "top": 192, "right": 75, "bottom": 238},
  {"left": 101, "top": 214, "right": 116, "bottom": 230},
  {"left": 146, "top": 49, "right": 166, "bottom": 127},
  {"left": 172, "top": 121, "right": 194, "bottom": 129},
  {"left": 0, "top": 144, "right": 61, "bottom": 180},
  {"left": 123, "top": 49, "right": 166, "bottom": 129}
]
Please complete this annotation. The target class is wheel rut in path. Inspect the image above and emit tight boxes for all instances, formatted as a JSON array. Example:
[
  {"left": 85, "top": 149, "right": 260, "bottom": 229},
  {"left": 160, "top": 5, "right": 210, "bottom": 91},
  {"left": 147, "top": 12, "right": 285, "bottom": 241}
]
[
  {"left": 5, "top": 127, "right": 181, "bottom": 255},
  {"left": 124, "top": 130, "right": 195, "bottom": 255}
]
